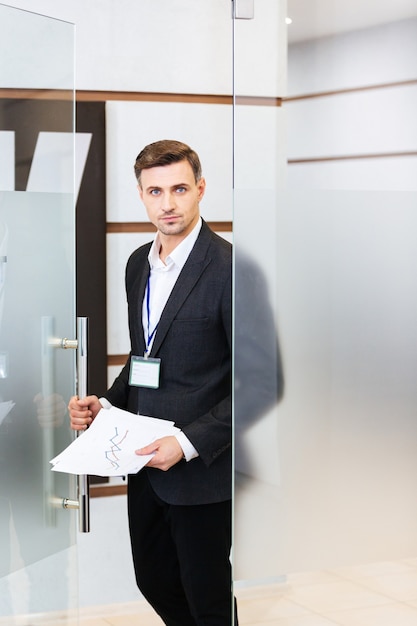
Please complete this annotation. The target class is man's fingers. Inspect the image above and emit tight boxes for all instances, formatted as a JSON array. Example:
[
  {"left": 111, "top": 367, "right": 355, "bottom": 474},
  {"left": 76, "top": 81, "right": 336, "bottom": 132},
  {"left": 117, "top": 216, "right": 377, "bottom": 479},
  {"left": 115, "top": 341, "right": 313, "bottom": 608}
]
[{"left": 135, "top": 441, "right": 158, "bottom": 456}]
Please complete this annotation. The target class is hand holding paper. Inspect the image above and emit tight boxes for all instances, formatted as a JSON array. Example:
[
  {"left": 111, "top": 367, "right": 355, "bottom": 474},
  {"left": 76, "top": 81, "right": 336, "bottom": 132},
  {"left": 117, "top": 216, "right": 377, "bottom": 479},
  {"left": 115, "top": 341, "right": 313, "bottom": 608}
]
[
  {"left": 50, "top": 406, "right": 179, "bottom": 477},
  {"left": 136, "top": 435, "right": 184, "bottom": 471}
]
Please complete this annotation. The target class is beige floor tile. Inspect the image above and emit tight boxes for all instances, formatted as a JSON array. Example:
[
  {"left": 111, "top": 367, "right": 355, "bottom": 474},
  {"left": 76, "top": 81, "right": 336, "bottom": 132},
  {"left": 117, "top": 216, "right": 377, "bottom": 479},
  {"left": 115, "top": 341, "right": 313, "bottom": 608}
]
[
  {"left": 104, "top": 613, "right": 164, "bottom": 626},
  {"left": 243, "top": 616, "right": 342, "bottom": 626},
  {"left": 237, "top": 595, "right": 311, "bottom": 623},
  {"left": 248, "top": 614, "right": 339, "bottom": 626},
  {"left": 235, "top": 582, "right": 288, "bottom": 598},
  {"left": 332, "top": 560, "right": 417, "bottom": 581},
  {"left": 77, "top": 602, "right": 164, "bottom": 626},
  {"left": 286, "top": 570, "right": 345, "bottom": 586},
  {"left": 281, "top": 619, "right": 344, "bottom": 626},
  {"left": 74, "top": 617, "right": 110, "bottom": 626},
  {"left": 325, "top": 602, "right": 417, "bottom": 626},
  {"left": 79, "top": 601, "right": 152, "bottom": 619},
  {"left": 348, "top": 570, "right": 417, "bottom": 602},
  {"left": 76, "top": 601, "right": 163, "bottom": 626},
  {"left": 284, "top": 580, "right": 391, "bottom": 613}
]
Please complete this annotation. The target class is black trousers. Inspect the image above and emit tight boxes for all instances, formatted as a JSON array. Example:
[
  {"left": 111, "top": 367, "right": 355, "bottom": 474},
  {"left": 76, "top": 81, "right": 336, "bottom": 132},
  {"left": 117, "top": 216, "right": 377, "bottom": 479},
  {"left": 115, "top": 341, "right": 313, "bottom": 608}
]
[{"left": 128, "top": 472, "right": 238, "bottom": 626}]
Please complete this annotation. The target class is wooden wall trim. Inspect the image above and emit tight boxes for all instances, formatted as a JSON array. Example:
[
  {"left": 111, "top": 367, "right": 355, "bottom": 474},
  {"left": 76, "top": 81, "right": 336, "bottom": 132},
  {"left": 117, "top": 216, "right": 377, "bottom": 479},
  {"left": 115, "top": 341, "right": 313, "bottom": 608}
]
[
  {"left": 108, "top": 354, "right": 129, "bottom": 367},
  {"left": 91, "top": 484, "right": 127, "bottom": 498},
  {"left": 0, "top": 88, "right": 282, "bottom": 107},
  {"left": 77, "top": 91, "right": 282, "bottom": 106},
  {"left": 0, "top": 88, "right": 73, "bottom": 100},
  {"left": 107, "top": 222, "right": 157, "bottom": 234},
  {"left": 284, "top": 78, "right": 417, "bottom": 103},
  {"left": 289, "top": 151, "right": 417, "bottom": 164},
  {"left": 78, "top": 90, "right": 233, "bottom": 104},
  {"left": 107, "top": 221, "right": 233, "bottom": 234}
]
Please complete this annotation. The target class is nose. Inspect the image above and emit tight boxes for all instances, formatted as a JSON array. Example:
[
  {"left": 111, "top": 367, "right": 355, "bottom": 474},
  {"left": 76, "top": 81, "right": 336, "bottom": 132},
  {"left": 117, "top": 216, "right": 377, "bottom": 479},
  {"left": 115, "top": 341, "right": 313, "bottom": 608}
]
[{"left": 161, "top": 191, "right": 175, "bottom": 213}]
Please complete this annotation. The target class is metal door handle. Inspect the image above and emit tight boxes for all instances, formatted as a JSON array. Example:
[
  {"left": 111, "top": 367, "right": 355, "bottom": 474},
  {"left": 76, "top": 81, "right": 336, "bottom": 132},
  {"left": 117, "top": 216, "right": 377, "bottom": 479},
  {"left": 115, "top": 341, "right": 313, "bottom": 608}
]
[
  {"left": 75, "top": 317, "right": 90, "bottom": 533},
  {"left": 50, "top": 317, "right": 90, "bottom": 532}
]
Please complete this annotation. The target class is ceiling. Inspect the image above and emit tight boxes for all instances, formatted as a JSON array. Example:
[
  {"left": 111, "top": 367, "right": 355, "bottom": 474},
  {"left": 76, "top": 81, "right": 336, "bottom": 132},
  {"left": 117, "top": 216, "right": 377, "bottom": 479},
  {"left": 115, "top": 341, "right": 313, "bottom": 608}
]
[{"left": 287, "top": 0, "right": 417, "bottom": 43}]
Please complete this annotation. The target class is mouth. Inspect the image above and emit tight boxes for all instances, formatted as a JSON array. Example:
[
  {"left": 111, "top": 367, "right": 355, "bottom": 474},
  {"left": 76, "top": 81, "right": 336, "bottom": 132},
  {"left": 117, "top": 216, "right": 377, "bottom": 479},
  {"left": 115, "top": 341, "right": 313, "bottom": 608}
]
[{"left": 161, "top": 215, "right": 180, "bottom": 222}]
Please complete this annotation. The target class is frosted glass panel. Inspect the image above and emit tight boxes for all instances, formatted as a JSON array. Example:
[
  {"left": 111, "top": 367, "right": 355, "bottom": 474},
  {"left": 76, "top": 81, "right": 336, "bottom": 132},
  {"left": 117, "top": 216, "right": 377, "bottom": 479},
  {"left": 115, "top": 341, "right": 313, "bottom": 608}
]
[
  {"left": 233, "top": 189, "right": 284, "bottom": 580},
  {"left": 234, "top": 187, "right": 417, "bottom": 579},
  {"left": 273, "top": 190, "right": 417, "bottom": 571},
  {"left": 0, "top": 192, "right": 77, "bottom": 615}
]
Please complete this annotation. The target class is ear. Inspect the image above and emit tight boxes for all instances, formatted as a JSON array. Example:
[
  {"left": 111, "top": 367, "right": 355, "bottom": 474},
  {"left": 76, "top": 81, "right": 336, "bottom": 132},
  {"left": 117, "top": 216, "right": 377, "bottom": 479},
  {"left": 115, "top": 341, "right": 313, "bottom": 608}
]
[
  {"left": 197, "top": 177, "right": 206, "bottom": 201},
  {"left": 137, "top": 184, "right": 143, "bottom": 201}
]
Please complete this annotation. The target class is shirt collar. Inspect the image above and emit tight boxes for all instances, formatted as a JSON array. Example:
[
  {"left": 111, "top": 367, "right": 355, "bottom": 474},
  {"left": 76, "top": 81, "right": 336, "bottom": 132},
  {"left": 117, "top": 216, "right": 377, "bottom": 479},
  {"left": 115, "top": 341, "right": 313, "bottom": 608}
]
[{"left": 148, "top": 217, "right": 202, "bottom": 270}]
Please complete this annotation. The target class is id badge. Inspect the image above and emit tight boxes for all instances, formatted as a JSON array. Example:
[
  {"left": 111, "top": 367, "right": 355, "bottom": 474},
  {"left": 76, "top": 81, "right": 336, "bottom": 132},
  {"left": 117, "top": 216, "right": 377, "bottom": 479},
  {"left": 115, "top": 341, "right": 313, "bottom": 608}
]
[{"left": 129, "top": 355, "right": 161, "bottom": 389}]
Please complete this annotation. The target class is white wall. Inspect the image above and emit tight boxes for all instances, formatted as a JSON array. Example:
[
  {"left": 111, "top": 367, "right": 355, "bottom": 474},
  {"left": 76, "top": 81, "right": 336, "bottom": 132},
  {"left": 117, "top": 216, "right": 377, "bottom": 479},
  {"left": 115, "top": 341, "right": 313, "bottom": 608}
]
[
  {"left": 288, "top": 17, "right": 417, "bottom": 94},
  {"left": 285, "top": 17, "right": 417, "bottom": 190}
]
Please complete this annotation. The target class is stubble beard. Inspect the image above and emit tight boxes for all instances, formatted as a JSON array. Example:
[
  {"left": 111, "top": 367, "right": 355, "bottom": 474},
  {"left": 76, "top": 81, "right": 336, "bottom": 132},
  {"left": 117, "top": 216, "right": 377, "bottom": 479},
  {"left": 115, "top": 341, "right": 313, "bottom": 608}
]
[{"left": 157, "top": 219, "right": 185, "bottom": 236}]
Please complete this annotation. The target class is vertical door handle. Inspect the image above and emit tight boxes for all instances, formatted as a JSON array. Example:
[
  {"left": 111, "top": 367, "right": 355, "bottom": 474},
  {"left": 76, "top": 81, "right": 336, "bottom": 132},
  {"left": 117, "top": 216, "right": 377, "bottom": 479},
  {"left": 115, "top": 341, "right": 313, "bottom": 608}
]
[
  {"left": 76, "top": 317, "right": 90, "bottom": 533},
  {"left": 49, "top": 318, "right": 91, "bottom": 532},
  {"left": 41, "top": 316, "right": 56, "bottom": 527}
]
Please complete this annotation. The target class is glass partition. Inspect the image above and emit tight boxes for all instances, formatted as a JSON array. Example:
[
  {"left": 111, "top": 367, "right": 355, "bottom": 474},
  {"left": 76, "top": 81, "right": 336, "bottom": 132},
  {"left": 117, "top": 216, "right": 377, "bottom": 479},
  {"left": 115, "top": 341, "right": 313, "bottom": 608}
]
[
  {"left": 232, "top": 0, "right": 288, "bottom": 583},
  {"left": 233, "top": 0, "right": 417, "bottom": 613},
  {"left": 0, "top": 4, "right": 78, "bottom": 623}
]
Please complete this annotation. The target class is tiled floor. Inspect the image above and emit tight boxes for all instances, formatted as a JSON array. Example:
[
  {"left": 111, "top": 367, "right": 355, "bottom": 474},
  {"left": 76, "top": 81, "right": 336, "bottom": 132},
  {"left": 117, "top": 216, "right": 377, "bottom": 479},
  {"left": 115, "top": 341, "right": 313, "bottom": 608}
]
[{"left": 5, "top": 558, "right": 417, "bottom": 625}]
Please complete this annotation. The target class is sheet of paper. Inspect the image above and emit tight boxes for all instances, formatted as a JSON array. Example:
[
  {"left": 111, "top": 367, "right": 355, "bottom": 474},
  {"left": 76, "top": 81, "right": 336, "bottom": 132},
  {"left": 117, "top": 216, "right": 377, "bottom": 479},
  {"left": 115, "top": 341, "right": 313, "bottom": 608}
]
[{"left": 50, "top": 406, "right": 179, "bottom": 476}]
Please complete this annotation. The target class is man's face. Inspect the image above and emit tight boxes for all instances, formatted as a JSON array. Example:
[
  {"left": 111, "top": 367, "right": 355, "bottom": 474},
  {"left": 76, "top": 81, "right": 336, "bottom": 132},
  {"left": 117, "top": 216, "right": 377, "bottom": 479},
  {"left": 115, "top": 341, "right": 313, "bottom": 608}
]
[{"left": 139, "top": 160, "right": 206, "bottom": 239}]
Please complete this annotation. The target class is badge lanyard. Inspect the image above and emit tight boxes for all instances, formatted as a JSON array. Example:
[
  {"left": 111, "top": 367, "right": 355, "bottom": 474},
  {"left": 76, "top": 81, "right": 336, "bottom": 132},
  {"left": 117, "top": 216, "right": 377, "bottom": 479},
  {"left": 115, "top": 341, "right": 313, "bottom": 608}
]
[
  {"left": 145, "top": 275, "right": 158, "bottom": 358},
  {"left": 128, "top": 275, "right": 161, "bottom": 389}
]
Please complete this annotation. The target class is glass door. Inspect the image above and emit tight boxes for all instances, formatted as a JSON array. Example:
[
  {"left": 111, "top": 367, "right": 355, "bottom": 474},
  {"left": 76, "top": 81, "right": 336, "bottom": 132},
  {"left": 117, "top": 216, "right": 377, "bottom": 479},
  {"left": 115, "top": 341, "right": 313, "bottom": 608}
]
[
  {"left": 233, "top": 0, "right": 417, "bottom": 606},
  {"left": 0, "top": 5, "right": 78, "bottom": 624},
  {"left": 232, "top": 0, "right": 288, "bottom": 582}
]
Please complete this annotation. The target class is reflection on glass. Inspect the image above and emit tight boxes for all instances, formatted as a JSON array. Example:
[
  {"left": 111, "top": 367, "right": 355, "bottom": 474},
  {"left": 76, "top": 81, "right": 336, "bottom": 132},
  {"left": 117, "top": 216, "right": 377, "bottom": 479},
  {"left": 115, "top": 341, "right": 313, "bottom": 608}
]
[{"left": 234, "top": 192, "right": 285, "bottom": 580}]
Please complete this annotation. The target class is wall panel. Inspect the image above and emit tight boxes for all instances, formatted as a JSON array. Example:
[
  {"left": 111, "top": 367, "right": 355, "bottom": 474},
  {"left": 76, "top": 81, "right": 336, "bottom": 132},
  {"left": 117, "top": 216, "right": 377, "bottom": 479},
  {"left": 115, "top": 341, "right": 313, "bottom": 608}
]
[
  {"left": 285, "top": 84, "right": 417, "bottom": 161},
  {"left": 287, "top": 155, "right": 417, "bottom": 190},
  {"left": 288, "top": 17, "right": 417, "bottom": 95}
]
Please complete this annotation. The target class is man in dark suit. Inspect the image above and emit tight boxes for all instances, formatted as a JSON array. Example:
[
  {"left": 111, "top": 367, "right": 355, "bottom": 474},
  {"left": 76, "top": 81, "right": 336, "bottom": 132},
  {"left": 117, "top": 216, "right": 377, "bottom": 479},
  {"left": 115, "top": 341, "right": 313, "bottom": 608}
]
[{"left": 68, "top": 140, "right": 235, "bottom": 626}]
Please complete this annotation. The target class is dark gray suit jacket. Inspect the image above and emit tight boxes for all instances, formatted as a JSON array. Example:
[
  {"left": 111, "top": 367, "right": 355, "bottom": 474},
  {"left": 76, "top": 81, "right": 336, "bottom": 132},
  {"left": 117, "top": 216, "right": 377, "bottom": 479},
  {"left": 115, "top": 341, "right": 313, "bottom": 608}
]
[{"left": 105, "top": 220, "right": 232, "bottom": 505}]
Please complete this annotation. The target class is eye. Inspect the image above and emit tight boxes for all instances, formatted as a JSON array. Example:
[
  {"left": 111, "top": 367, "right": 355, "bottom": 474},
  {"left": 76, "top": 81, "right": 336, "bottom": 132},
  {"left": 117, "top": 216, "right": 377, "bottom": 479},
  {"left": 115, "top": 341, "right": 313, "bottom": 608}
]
[
  {"left": 175, "top": 186, "right": 186, "bottom": 193},
  {"left": 149, "top": 188, "right": 161, "bottom": 196}
]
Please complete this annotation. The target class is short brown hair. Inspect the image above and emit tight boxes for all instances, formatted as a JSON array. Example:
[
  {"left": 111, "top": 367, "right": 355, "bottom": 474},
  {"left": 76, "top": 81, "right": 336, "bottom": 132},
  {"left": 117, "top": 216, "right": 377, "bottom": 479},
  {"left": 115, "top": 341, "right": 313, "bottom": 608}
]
[{"left": 134, "top": 139, "right": 202, "bottom": 187}]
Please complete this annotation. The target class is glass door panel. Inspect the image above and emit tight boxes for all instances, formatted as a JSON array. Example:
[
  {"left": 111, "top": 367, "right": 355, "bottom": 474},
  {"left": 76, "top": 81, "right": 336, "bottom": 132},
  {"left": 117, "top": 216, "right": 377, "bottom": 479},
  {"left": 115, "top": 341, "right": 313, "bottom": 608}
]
[
  {"left": 0, "top": 5, "right": 78, "bottom": 624},
  {"left": 232, "top": 0, "right": 288, "bottom": 582},
  {"left": 233, "top": 0, "right": 417, "bottom": 591}
]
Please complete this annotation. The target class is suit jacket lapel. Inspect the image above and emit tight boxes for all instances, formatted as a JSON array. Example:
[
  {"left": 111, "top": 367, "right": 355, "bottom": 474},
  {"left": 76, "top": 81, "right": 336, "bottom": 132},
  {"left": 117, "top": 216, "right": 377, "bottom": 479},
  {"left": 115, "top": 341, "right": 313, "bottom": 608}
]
[
  {"left": 129, "top": 250, "right": 150, "bottom": 355},
  {"left": 149, "top": 222, "right": 212, "bottom": 357}
]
